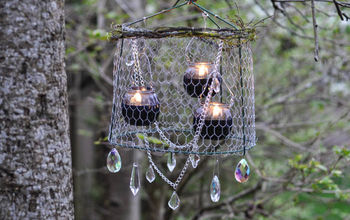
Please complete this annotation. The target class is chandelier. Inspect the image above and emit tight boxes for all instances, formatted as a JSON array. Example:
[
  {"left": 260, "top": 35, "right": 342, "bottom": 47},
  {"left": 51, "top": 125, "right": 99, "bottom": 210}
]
[{"left": 106, "top": 0, "right": 256, "bottom": 210}]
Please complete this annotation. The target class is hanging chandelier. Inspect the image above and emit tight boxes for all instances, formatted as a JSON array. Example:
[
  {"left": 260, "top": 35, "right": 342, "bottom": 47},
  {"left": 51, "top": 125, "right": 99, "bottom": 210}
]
[{"left": 106, "top": 0, "right": 256, "bottom": 210}]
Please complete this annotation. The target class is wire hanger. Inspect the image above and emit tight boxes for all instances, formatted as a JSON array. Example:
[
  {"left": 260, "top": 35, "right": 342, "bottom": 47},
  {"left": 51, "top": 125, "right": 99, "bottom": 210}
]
[{"left": 123, "top": 0, "right": 238, "bottom": 30}]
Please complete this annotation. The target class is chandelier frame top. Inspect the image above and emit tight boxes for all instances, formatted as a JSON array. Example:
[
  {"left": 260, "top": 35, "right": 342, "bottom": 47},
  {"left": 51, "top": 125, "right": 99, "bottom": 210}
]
[{"left": 108, "top": 0, "right": 256, "bottom": 156}]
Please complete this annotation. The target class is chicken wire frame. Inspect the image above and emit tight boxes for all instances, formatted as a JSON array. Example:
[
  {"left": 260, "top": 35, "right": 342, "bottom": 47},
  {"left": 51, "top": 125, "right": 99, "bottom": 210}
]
[{"left": 108, "top": 27, "right": 256, "bottom": 156}]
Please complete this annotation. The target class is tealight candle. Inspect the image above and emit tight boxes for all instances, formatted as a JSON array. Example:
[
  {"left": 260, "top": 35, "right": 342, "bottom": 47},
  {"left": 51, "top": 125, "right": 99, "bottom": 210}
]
[
  {"left": 121, "top": 86, "right": 160, "bottom": 126},
  {"left": 183, "top": 62, "right": 221, "bottom": 98},
  {"left": 193, "top": 102, "right": 233, "bottom": 140}
]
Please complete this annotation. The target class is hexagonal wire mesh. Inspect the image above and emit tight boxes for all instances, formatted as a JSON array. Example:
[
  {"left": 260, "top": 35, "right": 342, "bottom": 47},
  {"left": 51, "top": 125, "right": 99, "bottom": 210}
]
[{"left": 108, "top": 27, "right": 256, "bottom": 157}]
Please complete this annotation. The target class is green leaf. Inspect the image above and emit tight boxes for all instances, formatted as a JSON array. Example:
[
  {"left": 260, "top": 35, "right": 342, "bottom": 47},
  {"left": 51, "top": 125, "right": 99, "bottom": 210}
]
[
  {"left": 136, "top": 133, "right": 169, "bottom": 146},
  {"left": 316, "top": 164, "right": 328, "bottom": 172},
  {"left": 331, "top": 170, "right": 342, "bottom": 177}
]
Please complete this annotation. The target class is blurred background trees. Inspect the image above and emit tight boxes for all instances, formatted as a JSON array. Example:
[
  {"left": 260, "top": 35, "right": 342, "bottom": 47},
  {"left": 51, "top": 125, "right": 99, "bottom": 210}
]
[{"left": 65, "top": 0, "right": 350, "bottom": 219}]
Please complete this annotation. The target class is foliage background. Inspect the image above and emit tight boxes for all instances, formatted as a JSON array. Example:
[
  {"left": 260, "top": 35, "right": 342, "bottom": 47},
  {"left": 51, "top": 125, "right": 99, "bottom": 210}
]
[{"left": 65, "top": 0, "right": 350, "bottom": 219}]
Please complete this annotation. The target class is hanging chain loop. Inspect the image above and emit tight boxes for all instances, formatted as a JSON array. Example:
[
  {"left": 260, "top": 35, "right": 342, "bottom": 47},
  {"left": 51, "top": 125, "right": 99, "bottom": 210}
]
[
  {"left": 131, "top": 39, "right": 145, "bottom": 86},
  {"left": 145, "top": 136, "right": 190, "bottom": 190},
  {"left": 154, "top": 40, "right": 224, "bottom": 153},
  {"left": 144, "top": 40, "right": 225, "bottom": 190}
]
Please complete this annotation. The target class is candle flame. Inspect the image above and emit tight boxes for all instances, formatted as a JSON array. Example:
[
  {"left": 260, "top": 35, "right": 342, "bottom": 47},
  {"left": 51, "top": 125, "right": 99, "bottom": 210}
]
[
  {"left": 212, "top": 105, "right": 222, "bottom": 118},
  {"left": 131, "top": 92, "right": 142, "bottom": 104},
  {"left": 198, "top": 64, "right": 208, "bottom": 77}
]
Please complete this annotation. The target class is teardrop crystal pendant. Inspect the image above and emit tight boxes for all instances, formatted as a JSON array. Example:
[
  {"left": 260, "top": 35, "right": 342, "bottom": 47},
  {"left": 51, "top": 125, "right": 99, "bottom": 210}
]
[
  {"left": 125, "top": 53, "right": 134, "bottom": 66},
  {"left": 190, "top": 154, "right": 200, "bottom": 168},
  {"left": 146, "top": 165, "right": 155, "bottom": 183},
  {"left": 235, "top": 158, "right": 250, "bottom": 183},
  {"left": 130, "top": 162, "right": 140, "bottom": 196},
  {"left": 167, "top": 153, "right": 176, "bottom": 172},
  {"left": 210, "top": 175, "right": 221, "bottom": 202},
  {"left": 213, "top": 77, "right": 220, "bottom": 93},
  {"left": 106, "top": 148, "right": 121, "bottom": 173},
  {"left": 168, "top": 191, "right": 180, "bottom": 210}
]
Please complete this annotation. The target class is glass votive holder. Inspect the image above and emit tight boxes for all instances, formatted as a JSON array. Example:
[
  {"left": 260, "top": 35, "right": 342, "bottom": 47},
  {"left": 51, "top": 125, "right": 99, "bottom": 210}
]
[
  {"left": 121, "top": 86, "right": 160, "bottom": 126},
  {"left": 183, "top": 62, "right": 221, "bottom": 98},
  {"left": 193, "top": 102, "right": 233, "bottom": 140}
]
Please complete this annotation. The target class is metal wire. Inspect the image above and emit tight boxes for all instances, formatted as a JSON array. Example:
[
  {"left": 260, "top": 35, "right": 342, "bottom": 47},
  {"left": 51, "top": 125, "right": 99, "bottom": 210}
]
[
  {"left": 122, "top": 0, "right": 238, "bottom": 30},
  {"left": 109, "top": 35, "right": 255, "bottom": 156}
]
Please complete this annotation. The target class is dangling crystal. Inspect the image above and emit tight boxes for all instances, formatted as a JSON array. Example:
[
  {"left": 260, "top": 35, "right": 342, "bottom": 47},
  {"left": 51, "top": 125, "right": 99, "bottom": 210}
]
[
  {"left": 168, "top": 191, "right": 180, "bottom": 210},
  {"left": 125, "top": 54, "right": 134, "bottom": 66},
  {"left": 213, "top": 77, "right": 220, "bottom": 93},
  {"left": 235, "top": 159, "right": 250, "bottom": 183},
  {"left": 190, "top": 154, "right": 200, "bottom": 168},
  {"left": 130, "top": 162, "right": 140, "bottom": 196},
  {"left": 167, "top": 153, "right": 176, "bottom": 172},
  {"left": 106, "top": 148, "right": 121, "bottom": 173},
  {"left": 210, "top": 175, "right": 221, "bottom": 202},
  {"left": 146, "top": 165, "right": 155, "bottom": 183}
]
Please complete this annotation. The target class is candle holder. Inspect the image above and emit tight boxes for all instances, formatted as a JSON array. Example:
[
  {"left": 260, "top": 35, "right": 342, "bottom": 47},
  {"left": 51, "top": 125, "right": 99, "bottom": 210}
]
[
  {"left": 109, "top": 23, "right": 257, "bottom": 210},
  {"left": 121, "top": 86, "right": 160, "bottom": 126},
  {"left": 183, "top": 62, "right": 221, "bottom": 98},
  {"left": 193, "top": 102, "right": 233, "bottom": 140}
]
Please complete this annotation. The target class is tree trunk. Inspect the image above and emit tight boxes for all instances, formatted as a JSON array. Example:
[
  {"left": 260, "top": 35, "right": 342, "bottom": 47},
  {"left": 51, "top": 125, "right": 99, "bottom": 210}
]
[{"left": 0, "top": 0, "right": 74, "bottom": 219}]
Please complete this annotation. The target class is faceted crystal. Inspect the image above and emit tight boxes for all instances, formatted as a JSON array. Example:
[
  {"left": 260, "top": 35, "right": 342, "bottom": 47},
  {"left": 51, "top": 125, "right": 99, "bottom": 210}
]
[
  {"left": 168, "top": 191, "right": 180, "bottom": 210},
  {"left": 213, "top": 77, "right": 220, "bottom": 93},
  {"left": 106, "top": 148, "right": 121, "bottom": 173},
  {"left": 210, "top": 175, "right": 221, "bottom": 202},
  {"left": 190, "top": 154, "right": 200, "bottom": 168},
  {"left": 235, "top": 159, "right": 250, "bottom": 183},
  {"left": 125, "top": 54, "right": 134, "bottom": 66},
  {"left": 130, "top": 162, "right": 140, "bottom": 196},
  {"left": 167, "top": 153, "right": 176, "bottom": 172},
  {"left": 146, "top": 165, "right": 155, "bottom": 183}
]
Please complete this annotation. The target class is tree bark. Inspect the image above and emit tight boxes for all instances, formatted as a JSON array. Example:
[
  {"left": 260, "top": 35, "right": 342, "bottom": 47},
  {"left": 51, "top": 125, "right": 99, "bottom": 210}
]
[{"left": 0, "top": 0, "right": 74, "bottom": 219}]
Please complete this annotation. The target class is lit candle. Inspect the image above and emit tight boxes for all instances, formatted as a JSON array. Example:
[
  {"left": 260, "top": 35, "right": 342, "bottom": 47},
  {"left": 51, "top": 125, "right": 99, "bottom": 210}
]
[
  {"left": 211, "top": 104, "right": 223, "bottom": 119},
  {"left": 183, "top": 62, "right": 221, "bottom": 98},
  {"left": 121, "top": 86, "right": 160, "bottom": 126},
  {"left": 130, "top": 92, "right": 142, "bottom": 105},
  {"left": 193, "top": 102, "right": 233, "bottom": 140},
  {"left": 196, "top": 63, "right": 209, "bottom": 77}
]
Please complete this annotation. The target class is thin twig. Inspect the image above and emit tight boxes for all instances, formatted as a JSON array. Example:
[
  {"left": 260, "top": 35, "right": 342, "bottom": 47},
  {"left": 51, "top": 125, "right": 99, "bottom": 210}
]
[
  {"left": 311, "top": 0, "right": 319, "bottom": 61},
  {"left": 333, "top": 0, "right": 344, "bottom": 20},
  {"left": 273, "top": 0, "right": 350, "bottom": 8},
  {"left": 255, "top": 123, "right": 308, "bottom": 152},
  {"left": 192, "top": 182, "right": 262, "bottom": 220}
]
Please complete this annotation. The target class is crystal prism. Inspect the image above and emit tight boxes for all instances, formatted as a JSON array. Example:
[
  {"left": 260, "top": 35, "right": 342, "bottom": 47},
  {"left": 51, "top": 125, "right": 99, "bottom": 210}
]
[
  {"left": 106, "top": 148, "right": 121, "bottom": 173},
  {"left": 190, "top": 154, "right": 200, "bottom": 168},
  {"left": 235, "top": 158, "right": 250, "bottom": 183},
  {"left": 167, "top": 153, "right": 176, "bottom": 172},
  {"left": 146, "top": 165, "right": 155, "bottom": 183},
  {"left": 213, "top": 77, "right": 220, "bottom": 93},
  {"left": 125, "top": 54, "right": 134, "bottom": 66},
  {"left": 130, "top": 162, "right": 140, "bottom": 196},
  {"left": 168, "top": 191, "right": 180, "bottom": 210},
  {"left": 210, "top": 175, "right": 221, "bottom": 202}
]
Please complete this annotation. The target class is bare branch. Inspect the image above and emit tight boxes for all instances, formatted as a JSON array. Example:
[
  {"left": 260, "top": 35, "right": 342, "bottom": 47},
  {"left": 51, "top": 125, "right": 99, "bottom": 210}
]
[
  {"left": 256, "top": 123, "right": 308, "bottom": 152},
  {"left": 192, "top": 182, "right": 262, "bottom": 220},
  {"left": 311, "top": 0, "right": 319, "bottom": 62},
  {"left": 273, "top": 0, "right": 350, "bottom": 8},
  {"left": 333, "top": 0, "right": 344, "bottom": 20}
]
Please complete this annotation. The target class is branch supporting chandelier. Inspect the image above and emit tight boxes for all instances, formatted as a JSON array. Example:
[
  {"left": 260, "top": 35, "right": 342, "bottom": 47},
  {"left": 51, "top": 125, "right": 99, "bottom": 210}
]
[{"left": 107, "top": 0, "right": 256, "bottom": 210}]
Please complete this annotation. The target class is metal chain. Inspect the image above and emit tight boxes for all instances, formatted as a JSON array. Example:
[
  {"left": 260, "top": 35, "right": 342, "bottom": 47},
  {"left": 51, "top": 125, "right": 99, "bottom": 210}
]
[
  {"left": 154, "top": 40, "right": 224, "bottom": 153},
  {"left": 192, "top": 40, "right": 224, "bottom": 150},
  {"left": 145, "top": 136, "right": 190, "bottom": 190},
  {"left": 143, "top": 40, "right": 225, "bottom": 190},
  {"left": 131, "top": 39, "right": 145, "bottom": 86}
]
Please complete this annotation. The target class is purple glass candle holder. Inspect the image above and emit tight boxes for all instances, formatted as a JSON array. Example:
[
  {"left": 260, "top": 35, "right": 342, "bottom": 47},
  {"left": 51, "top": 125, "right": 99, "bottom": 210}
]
[
  {"left": 183, "top": 62, "right": 221, "bottom": 98},
  {"left": 193, "top": 102, "right": 233, "bottom": 140},
  {"left": 121, "top": 86, "right": 160, "bottom": 126}
]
